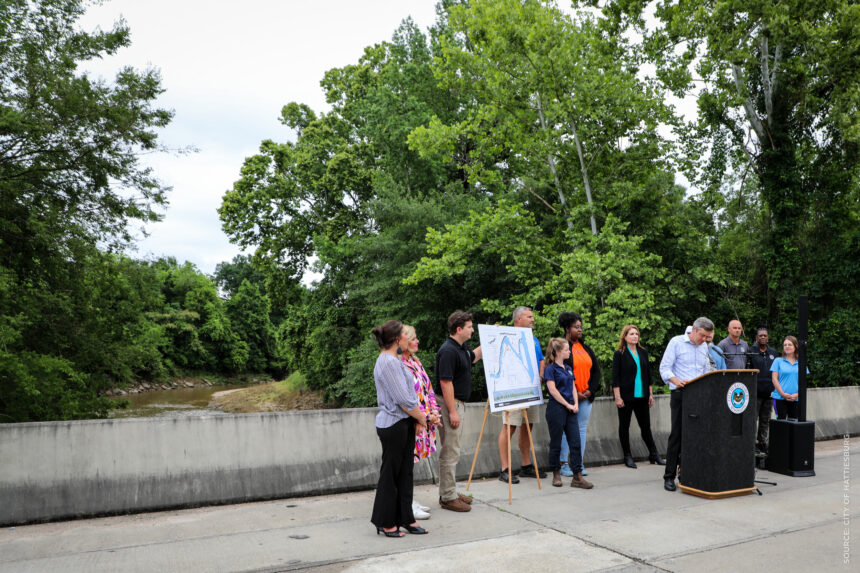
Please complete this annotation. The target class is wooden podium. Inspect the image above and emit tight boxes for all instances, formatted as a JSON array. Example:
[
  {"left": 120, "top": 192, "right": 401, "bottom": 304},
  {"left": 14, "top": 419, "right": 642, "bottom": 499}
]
[{"left": 679, "top": 369, "right": 759, "bottom": 499}]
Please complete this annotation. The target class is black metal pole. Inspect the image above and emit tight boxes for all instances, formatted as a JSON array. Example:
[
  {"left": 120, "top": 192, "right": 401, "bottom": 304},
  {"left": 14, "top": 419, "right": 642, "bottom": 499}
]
[{"left": 798, "top": 295, "right": 808, "bottom": 422}]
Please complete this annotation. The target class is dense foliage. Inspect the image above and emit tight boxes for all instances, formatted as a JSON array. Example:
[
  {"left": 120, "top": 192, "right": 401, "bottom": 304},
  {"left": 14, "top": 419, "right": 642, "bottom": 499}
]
[
  {"left": 222, "top": 0, "right": 859, "bottom": 406},
  {"left": 4, "top": 1, "right": 857, "bottom": 420},
  {"left": 0, "top": 2, "right": 279, "bottom": 422},
  {"left": 0, "top": 249, "right": 282, "bottom": 422}
]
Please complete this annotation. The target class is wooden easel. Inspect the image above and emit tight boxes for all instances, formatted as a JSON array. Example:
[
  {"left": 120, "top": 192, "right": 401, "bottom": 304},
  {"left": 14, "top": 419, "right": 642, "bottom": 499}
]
[{"left": 466, "top": 399, "right": 542, "bottom": 504}]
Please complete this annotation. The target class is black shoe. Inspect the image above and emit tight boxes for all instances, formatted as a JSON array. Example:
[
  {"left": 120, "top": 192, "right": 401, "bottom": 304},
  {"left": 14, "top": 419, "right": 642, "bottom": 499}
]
[
  {"left": 402, "top": 524, "right": 428, "bottom": 534},
  {"left": 624, "top": 455, "right": 637, "bottom": 469},
  {"left": 376, "top": 526, "right": 403, "bottom": 537},
  {"left": 499, "top": 469, "right": 520, "bottom": 484},
  {"left": 519, "top": 464, "right": 547, "bottom": 478},
  {"left": 650, "top": 453, "right": 666, "bottom": 466},
  {"left": 664, "top": 478, "right": 676, "bottom": 492}
]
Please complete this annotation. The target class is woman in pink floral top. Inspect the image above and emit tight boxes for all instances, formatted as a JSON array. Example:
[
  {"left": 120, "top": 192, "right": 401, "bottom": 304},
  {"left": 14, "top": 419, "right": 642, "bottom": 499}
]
[{"left": 401, "top": 325, "right": 441, "bottom": 519}]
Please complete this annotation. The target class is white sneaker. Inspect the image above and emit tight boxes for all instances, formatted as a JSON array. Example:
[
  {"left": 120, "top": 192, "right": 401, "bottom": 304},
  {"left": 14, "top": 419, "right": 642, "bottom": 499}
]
[
  {"left": 416, "top": 502, "right": 431, "bottom": 513},
  {"left": 412, "top": 500, "right": 430, "bottom": 520}
]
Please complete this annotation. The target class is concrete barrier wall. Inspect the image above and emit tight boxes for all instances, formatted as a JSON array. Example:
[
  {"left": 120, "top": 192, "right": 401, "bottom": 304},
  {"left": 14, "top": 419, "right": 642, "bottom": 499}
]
[{"left": 2, "top": 386, "right": 858, "bottom": 525}]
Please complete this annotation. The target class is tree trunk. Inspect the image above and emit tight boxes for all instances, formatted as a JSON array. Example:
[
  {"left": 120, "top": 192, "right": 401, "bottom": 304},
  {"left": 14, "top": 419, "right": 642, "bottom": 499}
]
[
  {"left": 571, "top": 122, "right": 598, "bottom": 236},
  {"left": 535, "top": 92, "right": 573, "bottom": 231}
]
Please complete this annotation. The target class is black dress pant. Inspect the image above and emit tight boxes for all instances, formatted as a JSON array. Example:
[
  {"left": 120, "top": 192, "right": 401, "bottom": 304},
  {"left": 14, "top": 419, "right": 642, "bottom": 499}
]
[
  {"left": 774, "top": 399, "right": 799, "bottom": 420},
  {"left": 371, "top": 418, "right": 416, "bottom": 528},
  {"left": 617, "top": 397, "right": 658, "bottom": 457},
  {"left": 663, "top": 390, "right": 683, "bottom": 480}
]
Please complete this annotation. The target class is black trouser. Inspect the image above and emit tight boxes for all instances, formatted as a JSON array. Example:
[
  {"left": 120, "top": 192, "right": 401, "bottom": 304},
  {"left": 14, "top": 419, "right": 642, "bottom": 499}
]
[
  {"left": 774, "top": 399, "right": 799, "bottom": 420},
  {"left": 755, "top": 397, "right": 772, "bottom": 447},
  {"left": 371, "top": 418, "right": 415, "bottom": 528},
  {"left": 617, "top": 397, "right": 658, "bottom": 457},
  {"left": 663, "top": 390, "right": 683, "bottom": 480}
]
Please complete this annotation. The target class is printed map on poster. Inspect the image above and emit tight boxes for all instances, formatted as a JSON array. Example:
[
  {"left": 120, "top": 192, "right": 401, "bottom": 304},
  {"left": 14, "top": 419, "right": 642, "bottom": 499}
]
[{"left": 478, "top": 324, "right": 544, "bottom": 413}]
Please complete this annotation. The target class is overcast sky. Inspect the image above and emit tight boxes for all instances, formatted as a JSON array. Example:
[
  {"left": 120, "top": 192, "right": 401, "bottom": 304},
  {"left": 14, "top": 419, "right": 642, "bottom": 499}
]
[{"left": 80, "top": 0, "right": 440, "bottom": 274}]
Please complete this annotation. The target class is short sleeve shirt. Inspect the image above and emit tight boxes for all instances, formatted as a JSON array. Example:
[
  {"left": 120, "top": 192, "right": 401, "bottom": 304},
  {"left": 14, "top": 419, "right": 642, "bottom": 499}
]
[
  {"left": 717, "top": 337, "right": 750, "bottom": 370},
  {"left": 770, "top": 358, "right": 809, "bottom": 399},
  {"left": 544, "top": 363, "right": 575, "bottom": 403},
  {"left": 435, "top": 337, "right": 475, "bottom": 401},
  {"left": 533, "top": 335, "right": 544, "bottom": 365}
]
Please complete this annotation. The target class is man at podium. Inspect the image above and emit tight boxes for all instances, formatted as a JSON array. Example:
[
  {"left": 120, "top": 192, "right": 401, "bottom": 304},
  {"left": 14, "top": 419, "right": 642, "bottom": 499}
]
[{"left": 659, "top": 317, "right": 715, "bottom": 492}]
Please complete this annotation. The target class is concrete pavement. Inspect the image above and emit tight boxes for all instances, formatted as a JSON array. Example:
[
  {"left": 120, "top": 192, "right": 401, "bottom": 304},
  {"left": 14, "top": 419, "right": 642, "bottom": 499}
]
[{"left": 1, "top": 436, "right": 856, "bottom": 572}]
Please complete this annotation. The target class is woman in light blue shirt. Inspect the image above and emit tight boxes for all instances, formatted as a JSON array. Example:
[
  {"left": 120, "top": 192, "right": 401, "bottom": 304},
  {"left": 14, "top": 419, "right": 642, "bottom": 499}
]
[{"left": 770, "top": 335, "right": 809, "bottom": 420}]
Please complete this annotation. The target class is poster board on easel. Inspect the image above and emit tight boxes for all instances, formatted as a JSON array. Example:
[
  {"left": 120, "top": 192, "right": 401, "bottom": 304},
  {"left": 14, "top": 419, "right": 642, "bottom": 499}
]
[
  {"left": 466, "top": 324, "right": 544, "bottom": 503},
  {"left": 478, "top": 324, "right": 544, "bottom": 412}
]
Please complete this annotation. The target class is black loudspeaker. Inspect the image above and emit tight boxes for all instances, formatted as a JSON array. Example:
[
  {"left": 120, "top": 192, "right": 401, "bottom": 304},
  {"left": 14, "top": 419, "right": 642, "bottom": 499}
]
[{"left": 767, "top": 419, "right": 815, "bottom": 477}]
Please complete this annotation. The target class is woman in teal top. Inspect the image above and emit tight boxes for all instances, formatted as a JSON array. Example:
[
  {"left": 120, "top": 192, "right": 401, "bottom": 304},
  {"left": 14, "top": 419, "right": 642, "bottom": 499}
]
[
  {"left": 611, "top": 325, "right": 664, "bottom": 469},
  {"left": 771, "top": 335, "right": 809, "bottom": 420}
]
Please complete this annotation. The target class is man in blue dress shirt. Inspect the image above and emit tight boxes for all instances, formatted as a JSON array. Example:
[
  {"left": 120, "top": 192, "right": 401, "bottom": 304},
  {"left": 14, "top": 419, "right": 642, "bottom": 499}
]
[{"left": 659, "top": 317, "right": 715, "bottom": 491}]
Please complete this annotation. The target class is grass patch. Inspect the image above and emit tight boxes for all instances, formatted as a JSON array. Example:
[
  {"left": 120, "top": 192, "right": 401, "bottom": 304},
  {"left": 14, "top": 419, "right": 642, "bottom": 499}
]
[
  {"left": 279, "top": 371, "right": 308, "bottom": 393},
  {"left": 209, "top": 372, "right": 330, "bottom": 413}
]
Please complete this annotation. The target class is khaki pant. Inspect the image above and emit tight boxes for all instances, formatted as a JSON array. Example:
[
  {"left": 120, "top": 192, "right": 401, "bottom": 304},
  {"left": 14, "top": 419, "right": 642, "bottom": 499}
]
[
  {"left": 438, "top": 400, "right": 466, "bottom": 502},
  {"left": 503, "top": 405, "right": 540, "bottom": 427}
]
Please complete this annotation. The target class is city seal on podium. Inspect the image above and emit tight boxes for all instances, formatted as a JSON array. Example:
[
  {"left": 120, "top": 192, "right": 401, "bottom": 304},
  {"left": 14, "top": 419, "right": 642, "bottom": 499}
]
[{"left": 726, "top": 382, "right": 750, "bottom": 414}]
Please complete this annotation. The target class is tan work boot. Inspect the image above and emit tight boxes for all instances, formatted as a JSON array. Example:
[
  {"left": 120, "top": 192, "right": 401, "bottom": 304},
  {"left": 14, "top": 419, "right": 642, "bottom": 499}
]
[
  {"left": 571, "top": 472, "right": 594, "bottom": 489},
  {"left": 552, "top": 470, "right": 562, "bottom": 487}
]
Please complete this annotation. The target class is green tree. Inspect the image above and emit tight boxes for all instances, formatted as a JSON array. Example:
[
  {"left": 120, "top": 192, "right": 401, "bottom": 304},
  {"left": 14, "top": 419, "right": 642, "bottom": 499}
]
[
  {"left": 598, "top": 0, "right": 860, "bottom": 385},
  {"left": 222, "top": 19, "right": 490, "bottom": 403},
  {"left": 214, "top": 255, "right": 268, "bottom": 298},
  {"left": 404, "top": 0, "right": 725, "bottom": 378},
  {"left": 226, "top": 279, "right": 276, "bottom": 373},
  {"left": 602, "top": 2, "right": 860, "bottom": 300},
  {"left": 407, "top": 203, "right": 676, "bottom": 380},
  {"left": 0, "top": 0, "right": 172, "bottom": 421},
  {"left": 410, "top": 0, "right": 674, "bottom": 236}
]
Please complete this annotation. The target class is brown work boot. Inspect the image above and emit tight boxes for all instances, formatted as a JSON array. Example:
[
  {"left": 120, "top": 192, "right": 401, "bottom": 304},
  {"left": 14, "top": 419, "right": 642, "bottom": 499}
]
[
  {"left": 571, "top": 472, "right": 594, "bottom": 489},
  {"left": 552, "top": 470, "right": 562, "bottom": 487},
  {"left": 440, "top": 497, "right": 471, "bottom": 512},
  {"left": 457, "top": 493, "right": 474, "bottom": 505}
]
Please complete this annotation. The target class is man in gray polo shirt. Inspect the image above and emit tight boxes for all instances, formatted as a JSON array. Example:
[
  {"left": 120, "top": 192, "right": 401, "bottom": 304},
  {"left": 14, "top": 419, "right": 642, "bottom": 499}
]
[{"left": 717, "top": 319, "right": 750, "bottom": 370}]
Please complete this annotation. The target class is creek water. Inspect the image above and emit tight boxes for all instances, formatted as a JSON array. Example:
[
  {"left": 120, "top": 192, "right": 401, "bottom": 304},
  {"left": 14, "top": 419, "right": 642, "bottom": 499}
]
[{"left": 109, "top": 385, "right": 240, "bottom": 419}]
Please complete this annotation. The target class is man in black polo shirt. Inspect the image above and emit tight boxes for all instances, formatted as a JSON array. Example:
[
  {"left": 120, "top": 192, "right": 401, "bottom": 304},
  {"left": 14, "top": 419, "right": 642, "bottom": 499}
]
[
  {"left": 748, "top": 326, "right": 778, "bottom": 453},
  {"left": 435, "top": 310, "right": 482, "bottom": 512}
]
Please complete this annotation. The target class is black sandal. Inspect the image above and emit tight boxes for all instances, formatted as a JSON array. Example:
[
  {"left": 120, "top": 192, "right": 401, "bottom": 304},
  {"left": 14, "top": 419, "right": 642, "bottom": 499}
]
[
  {"left": 376, "top": 526, "right": 403, "bottom": 537},
  {"left": 402, "top": 524, "right": 428, "bottom": 534}
]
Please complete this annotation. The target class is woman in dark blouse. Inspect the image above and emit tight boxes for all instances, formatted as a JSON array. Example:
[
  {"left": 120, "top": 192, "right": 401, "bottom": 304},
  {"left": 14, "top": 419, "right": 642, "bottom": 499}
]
[
  {"left": 611, "top": 324, "right": 665, "bottom": 469},
  {"left": 544, "top": 337, "right": 594, "bottom": 489}
]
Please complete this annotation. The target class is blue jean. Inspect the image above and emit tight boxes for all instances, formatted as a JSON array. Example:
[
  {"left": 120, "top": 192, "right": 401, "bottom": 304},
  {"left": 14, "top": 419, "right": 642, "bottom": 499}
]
[
  {"left": 560, "top": 399, "right": 592, "bottom": 466},
  {"left": 546, "top": 400, "right": 582, "bottom": 473}
]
